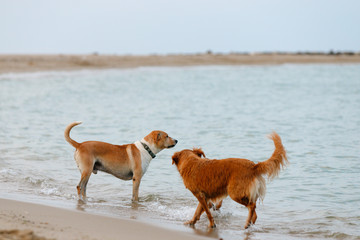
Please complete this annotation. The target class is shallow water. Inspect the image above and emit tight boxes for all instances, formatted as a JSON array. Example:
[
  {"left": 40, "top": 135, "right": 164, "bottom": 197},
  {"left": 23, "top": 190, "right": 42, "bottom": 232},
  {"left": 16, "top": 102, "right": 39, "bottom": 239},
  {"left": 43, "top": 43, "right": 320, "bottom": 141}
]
[{"left": 0, "top": 65, "right": 359, "bottom": 240}]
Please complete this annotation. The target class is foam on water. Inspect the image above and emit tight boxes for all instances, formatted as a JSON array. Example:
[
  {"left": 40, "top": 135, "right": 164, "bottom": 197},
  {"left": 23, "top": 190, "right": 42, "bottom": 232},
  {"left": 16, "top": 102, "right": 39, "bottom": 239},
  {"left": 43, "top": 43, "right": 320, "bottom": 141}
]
[{"left": 1, "top": 65, "right": 360, "bottom": 240}]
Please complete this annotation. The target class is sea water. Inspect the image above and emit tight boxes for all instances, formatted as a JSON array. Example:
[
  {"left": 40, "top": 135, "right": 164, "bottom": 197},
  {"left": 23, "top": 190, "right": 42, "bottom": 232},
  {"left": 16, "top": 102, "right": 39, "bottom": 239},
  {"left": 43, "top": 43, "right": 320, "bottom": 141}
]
[{"left": 0, "top": 65, "right": 359, "bottom": 240}]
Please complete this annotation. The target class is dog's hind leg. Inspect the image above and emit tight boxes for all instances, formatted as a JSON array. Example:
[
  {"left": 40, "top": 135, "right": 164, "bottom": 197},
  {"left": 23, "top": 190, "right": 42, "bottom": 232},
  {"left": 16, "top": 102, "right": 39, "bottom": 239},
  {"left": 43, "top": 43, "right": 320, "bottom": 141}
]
[
  {"left": 251, "top": 207, "right": 257, "bottom": 224},
  {"left": 77, "top": 170, "right": 92, "bottom": 199},
  {"left": 229, "top": 194, "right": 256, "bottom": 229},
  {"left": 244, "top": 203, "right": 256, "bottom": 229},
  {"left": 208, "top": 200, "right": 223, "bottom": 211},
  {"left": 214, "top": 200, "right": 223, "bottom": 210},
  {"left": 75, "top": 152, "right": 94, "bottom": 199},
  {"left": 193, "top": 192, "right": 216, "bottom": 228},
  {"left": 185, "top": 203, "right": 204, "bottom": 226}
]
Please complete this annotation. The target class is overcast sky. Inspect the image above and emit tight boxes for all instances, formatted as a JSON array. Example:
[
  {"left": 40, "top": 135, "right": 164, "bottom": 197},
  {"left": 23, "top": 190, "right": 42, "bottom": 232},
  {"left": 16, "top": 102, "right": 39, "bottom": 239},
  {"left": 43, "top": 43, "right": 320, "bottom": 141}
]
[{"left": 1, "top": 0, "right": 359, "bottom": 54}]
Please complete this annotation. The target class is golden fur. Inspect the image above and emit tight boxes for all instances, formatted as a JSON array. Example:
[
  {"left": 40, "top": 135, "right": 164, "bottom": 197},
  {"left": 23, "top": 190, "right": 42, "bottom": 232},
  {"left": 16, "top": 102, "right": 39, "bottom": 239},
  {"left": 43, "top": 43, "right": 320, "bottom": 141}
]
[{"left": 172, "top": 132, "right": 288, "bottom": 229}]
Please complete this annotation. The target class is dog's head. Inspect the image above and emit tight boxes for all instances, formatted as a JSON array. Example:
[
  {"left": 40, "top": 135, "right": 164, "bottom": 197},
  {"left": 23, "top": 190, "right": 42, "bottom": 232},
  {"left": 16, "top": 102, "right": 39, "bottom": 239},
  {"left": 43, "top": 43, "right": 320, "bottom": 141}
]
[
  {"left": 172, "top": 148, "right": 206, "bottom": 165},
  {"left": 145, "top": 130, "right": 178, "bottom": 150}
]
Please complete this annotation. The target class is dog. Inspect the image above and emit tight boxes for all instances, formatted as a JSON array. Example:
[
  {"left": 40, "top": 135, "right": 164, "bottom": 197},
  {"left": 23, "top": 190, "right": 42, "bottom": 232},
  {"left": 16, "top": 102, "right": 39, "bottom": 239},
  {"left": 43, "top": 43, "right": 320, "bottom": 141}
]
[
  {"left": 64, "top": 121, "right": 177, "bottom": 201},
  {"left": 172, "top": 132, "right": 287, "bottom": 229}
]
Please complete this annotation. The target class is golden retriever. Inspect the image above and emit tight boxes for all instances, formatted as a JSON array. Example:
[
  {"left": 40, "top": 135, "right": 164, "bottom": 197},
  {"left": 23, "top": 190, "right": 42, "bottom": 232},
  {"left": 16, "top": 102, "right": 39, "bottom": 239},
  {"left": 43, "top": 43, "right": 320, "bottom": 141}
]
[{"left": 172, "top": 132, "right": 287, "bottom": 229}]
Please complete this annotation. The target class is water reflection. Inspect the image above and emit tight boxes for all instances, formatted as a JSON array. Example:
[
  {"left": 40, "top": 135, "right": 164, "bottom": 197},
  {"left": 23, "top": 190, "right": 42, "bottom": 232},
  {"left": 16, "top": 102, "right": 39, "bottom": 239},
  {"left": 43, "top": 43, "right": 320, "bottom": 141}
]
[
  {"left": 188, "top": 224, "right": 255, "bottom": 240},
  {"left": 76, "top": 199, "right": 86, "bottom": 211}
]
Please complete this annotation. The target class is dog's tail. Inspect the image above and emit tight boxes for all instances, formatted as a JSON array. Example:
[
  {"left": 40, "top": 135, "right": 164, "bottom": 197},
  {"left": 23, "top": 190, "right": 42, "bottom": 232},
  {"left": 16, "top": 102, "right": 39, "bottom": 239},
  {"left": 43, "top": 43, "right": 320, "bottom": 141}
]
[
  {"left": 64, "top": 121, "right": 82, "bottom": 148},
  {"left": 253, "top": 132, "right": 288, "bottom": 180}
]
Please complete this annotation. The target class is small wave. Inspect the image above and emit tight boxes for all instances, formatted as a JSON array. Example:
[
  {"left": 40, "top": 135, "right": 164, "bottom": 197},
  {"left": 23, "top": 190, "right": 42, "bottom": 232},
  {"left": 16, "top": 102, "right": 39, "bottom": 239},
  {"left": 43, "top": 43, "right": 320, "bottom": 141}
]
[
  {"left": 23, "top": 176, "right": 48, "bottom": 187},
  {"left": 144, "top": 199, "right": 196, "bottom": 220},
  {"left": 23, "top": 176, "right": 71, "bottom": 199},
  {"left": 142, "top": 194, "right": 162, "bottom": 202},
  {"left": 301, "top": 230, "right": 359, "bottom": 240},
  {"left": 0, "top": 168, "right": 17, "bottom": 177},
  {"left": 141, "top": 195, "right": 235, "bottom": 224},
  {"left": 326, "top": 232, "right": 360, "bottom": 240},
  {"left": 0, "top": 167, "right": 74, "bottom": 200}
]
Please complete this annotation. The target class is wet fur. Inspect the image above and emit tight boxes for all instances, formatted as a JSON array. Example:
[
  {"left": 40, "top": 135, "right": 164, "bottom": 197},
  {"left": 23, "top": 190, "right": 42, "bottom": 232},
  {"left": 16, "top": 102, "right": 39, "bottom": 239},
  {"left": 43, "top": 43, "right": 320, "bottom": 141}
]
[{"left": 172, "top": 132, "right": 288, "bottom": 229}]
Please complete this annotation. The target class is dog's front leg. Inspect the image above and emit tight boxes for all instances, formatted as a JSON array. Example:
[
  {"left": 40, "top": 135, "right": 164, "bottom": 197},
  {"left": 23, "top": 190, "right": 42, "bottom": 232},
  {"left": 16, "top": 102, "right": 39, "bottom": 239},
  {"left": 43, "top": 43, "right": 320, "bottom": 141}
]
[
  {"left": 194, "top": 192, "right": 216, "bottom": 228},
  {"left": 185, "top": 203, "right": 204, "bottom": 226},
  {"left": 132, "top": 173, "right": 142, "bottom": 202}
]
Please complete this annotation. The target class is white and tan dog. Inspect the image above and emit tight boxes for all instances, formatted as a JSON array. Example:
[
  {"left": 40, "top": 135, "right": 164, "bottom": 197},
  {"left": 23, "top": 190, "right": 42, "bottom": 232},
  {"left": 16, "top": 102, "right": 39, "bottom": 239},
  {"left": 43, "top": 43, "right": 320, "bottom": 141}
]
[{"left": 64, "top": 121, "right": 177, "bottom": 201}]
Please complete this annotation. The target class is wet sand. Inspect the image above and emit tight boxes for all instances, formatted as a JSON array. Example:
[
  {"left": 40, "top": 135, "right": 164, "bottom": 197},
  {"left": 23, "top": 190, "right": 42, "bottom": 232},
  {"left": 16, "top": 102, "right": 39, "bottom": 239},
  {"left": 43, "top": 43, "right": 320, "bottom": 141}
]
[
  {"left": 1, "top": 53, "right": 360, "bottom": 74},
  {"left": 0, "top": 198, "right": 208, "bottom": 240}
]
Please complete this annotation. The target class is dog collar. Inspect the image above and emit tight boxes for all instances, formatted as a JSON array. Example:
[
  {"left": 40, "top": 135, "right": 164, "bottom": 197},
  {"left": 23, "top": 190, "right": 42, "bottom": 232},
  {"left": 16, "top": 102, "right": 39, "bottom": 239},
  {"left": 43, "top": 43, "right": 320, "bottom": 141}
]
[{"left": 141, "top": 142, "right": 156, "bottom": 158}]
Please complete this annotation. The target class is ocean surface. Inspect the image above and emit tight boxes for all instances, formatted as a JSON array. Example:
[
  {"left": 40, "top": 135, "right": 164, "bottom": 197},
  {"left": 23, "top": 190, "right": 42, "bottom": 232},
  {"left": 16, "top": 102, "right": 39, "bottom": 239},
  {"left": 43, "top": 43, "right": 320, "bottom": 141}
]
[{"left": 0, "top": 65, "right": 359, "bottom": 240}]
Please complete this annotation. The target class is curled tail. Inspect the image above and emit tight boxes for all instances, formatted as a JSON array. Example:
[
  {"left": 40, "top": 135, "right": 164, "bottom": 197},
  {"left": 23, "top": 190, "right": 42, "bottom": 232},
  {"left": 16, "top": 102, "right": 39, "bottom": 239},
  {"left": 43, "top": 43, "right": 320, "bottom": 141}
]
[
  {"left": 254, "top": 132, "right": 288, "bottom": 180},
  {"left": 64, "top": 121, "right": 82, "bottom": 148}
]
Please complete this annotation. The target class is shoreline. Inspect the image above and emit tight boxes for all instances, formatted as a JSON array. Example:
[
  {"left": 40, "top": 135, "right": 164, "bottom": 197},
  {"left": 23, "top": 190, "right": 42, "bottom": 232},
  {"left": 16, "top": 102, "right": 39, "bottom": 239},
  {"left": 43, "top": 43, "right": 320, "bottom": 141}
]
[
  {"left": 0, "top": 197, "right": 209, "bottom": 240},
  {"left": 1, "top": 53, "right": 360, "bottom": 74}
]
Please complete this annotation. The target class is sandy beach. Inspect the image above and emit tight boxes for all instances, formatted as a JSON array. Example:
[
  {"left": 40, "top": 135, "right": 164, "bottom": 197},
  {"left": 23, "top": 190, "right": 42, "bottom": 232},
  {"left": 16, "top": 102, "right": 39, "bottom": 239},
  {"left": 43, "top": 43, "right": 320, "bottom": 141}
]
[
  {"left": 1, "top": 53, "right": 360, "bottom": 74},
  {"left": 0, "top": 198, "right": 210, "bottom": 240}
]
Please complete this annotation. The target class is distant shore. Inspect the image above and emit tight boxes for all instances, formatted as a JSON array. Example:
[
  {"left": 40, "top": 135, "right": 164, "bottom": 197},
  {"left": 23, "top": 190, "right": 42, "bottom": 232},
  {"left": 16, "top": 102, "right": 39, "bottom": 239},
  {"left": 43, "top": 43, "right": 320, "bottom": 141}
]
[
  {"left": 1, "top": 52, "right": 360, "bottom": 74},
  {"left": 0, "top": 198, "right": 208, "bottom": 240}
]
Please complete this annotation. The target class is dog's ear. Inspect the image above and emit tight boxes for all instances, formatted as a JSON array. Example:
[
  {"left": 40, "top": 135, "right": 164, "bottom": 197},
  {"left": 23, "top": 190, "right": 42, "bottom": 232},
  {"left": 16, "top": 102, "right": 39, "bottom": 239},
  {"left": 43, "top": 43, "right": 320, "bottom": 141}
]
[
  {"left": 157, "top": 132, "right": 162, "bottom": 141},
  {"left": 172, "top": 152, "right": 179, "bottom": 165},
  {"left": 193, "top": 148, "right": 206, "bottom": 158}
]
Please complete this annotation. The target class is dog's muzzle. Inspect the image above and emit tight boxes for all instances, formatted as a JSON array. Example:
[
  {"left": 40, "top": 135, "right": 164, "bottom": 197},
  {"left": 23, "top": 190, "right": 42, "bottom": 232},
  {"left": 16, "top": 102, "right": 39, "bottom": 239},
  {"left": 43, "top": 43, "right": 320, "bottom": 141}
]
[{"left": 167, "top": 139, "right": 178, "bottom": 148}]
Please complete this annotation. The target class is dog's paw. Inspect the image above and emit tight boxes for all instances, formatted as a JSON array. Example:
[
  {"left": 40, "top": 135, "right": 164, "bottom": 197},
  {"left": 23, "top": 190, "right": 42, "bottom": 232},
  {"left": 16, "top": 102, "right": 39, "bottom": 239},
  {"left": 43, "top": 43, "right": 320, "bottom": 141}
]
[
  {"left": 209, "top": 223, "right": 216, "bottom": 228},
  {"left": 131, "top": 195, "right": 139, "bottom": 202},
  {"left": 184, "top": 220, "right": 195, "bottom": 226},
  {"left": 244, "top": 223, "right": 252, "bottom": 229}
]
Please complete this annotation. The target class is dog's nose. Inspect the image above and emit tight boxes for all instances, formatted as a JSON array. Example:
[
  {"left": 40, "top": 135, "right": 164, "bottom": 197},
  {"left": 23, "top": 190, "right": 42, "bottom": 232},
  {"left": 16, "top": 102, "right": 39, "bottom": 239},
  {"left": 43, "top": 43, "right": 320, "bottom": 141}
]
[{"left": 175, "top": 139, "right": 178, "bottom": 144}]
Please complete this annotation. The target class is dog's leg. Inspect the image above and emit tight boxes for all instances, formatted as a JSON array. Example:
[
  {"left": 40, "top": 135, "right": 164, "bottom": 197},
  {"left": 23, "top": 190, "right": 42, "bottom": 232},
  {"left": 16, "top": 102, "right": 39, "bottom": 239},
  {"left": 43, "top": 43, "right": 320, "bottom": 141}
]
[
  {"left": 132, "top": 171, "right": 142, "bottom": 202},
  {"left": 244, "top": 203, "right": 256, "bottom": 229},
  {"left": 185, "top": 203, "right": 204, "bottom": 226},
  {"left": 208, "top": 200, "right": 222, "bottom": 211},
  {"left": 77, "top": 170, "right": 92, "bottom": 199},
  {"left": 251, "top": 206, "right": 257, "bottom": 224},
  {"left": 229, "top": 193, "right": 256, "bottom": 229},
  {"left": 215, "top": 200, "right": 223, "bottom": 210},
  {"left": 194, "top": 192, "right": 216, "bottom": 228},
  {"left": 75, "top": 152, "right": 94, "bottom": 200}
]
